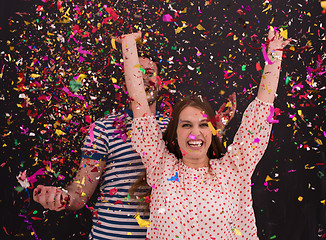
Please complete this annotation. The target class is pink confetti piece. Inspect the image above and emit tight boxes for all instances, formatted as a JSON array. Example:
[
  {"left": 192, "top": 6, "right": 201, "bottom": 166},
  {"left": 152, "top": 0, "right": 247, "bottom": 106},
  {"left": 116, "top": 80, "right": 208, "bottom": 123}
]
[
  {"left": 189, "top": 134, "right": 196, "bottom": 140},
  {"left": 264, "top": 182, "right": 279, "bottom": 192},
  {"left": 267, "top": 106, "right": 279, "bottom": 123},
  {"left": 252, "top": 138, "right": 260, "bottom": 143},
  {"left": 87, "top": 123, "right": 95, "bottom": 147},
  {"left": 77, "top": 46, "right": 93, "bottom": 55},
  {"left": 62, "top": 86, "right": 88, "bottom": 108},
  {"left": 261, "top": 44, "right": 274, "bottom": 65},
  {"left": 27, "top": 168, "right": 46, "bottom": 184},
  {"left": 162, "top": 14, "right": 173, "bottom": 22}
]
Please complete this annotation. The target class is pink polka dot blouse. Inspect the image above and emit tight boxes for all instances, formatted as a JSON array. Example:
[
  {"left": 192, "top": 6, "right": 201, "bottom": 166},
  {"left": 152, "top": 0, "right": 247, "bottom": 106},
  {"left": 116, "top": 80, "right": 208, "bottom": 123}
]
[{"left": 131, "top": 98, "right": 273, "bottom": 239}]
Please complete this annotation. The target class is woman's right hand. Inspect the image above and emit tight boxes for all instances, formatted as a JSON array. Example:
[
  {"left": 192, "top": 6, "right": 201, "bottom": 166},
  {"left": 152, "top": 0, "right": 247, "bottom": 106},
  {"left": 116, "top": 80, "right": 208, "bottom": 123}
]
[{"left": 33, "top": 185, "right": 70, "bottom": 211}]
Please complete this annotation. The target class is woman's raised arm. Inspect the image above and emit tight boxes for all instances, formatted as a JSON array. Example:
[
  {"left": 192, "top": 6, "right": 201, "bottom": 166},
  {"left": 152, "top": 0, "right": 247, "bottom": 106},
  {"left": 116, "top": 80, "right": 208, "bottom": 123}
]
[
  {"left": 257, "top": 27, "right": 291, "bottom": 103},
  {"left": 115, "top": 32, "right": 151, "bottom": 118}
]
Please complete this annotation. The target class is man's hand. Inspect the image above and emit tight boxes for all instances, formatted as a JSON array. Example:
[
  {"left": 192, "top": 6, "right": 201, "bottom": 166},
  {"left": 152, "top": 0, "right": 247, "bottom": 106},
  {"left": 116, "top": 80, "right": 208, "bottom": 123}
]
[
  {"left": 216, "top": 92, "right": 237, "bottom": 134},
  {"left": 33, "top": 185, "right": 70, "bottom": 211}
]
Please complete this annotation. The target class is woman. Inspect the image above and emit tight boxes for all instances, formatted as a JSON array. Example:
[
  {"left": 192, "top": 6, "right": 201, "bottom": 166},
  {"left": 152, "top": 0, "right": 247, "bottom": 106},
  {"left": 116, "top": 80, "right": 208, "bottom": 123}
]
[{"left": 117, "top": 27, "right": 291, "bottom": 239}]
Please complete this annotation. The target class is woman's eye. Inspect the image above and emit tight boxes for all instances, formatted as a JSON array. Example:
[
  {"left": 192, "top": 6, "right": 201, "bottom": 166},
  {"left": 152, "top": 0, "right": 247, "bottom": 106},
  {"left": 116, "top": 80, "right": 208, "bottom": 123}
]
[
  {"left": 200, "top": 123, "right": 209, "bottom": 127},
  {"left": 182, "top": 124, "right": 191, "bottom": 128}
]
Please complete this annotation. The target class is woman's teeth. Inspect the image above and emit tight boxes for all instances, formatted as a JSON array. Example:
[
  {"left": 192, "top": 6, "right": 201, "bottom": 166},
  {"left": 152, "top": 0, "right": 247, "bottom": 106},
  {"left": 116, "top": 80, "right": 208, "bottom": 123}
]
[{"left": 188, "top": 141, "right": 203, "bottom": 147}]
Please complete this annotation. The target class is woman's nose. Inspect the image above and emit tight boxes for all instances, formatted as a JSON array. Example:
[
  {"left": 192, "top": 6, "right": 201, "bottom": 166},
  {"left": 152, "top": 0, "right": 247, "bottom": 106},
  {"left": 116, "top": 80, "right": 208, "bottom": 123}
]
[{"left": 190, "top": 127, "right": 202, "bottom": 136}]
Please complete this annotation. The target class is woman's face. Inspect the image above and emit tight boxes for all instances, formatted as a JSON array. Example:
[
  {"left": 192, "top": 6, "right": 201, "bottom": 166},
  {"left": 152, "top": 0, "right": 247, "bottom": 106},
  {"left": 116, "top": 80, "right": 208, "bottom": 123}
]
[{"left": 176, "top": 105, "right": 212, "bottom": 166}]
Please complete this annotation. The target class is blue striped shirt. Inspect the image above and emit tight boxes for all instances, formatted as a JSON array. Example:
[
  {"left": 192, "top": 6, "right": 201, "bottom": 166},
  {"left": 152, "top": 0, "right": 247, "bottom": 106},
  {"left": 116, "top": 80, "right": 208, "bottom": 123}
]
[{"left": 81, "top": 109, "right": 169, "bottom": 240}]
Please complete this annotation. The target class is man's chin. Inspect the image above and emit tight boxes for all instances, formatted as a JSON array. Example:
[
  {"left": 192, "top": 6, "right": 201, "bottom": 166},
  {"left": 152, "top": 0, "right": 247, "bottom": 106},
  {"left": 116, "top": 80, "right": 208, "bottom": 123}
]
[{"left": 146, "top": 91, "right": 159, "bottom": 105}]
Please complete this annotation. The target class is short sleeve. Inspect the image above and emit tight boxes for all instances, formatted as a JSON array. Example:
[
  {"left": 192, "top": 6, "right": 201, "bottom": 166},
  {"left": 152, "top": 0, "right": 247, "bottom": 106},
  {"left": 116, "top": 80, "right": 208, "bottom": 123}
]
[
  {"left": 131, "top": 115, "right": 176, "bottom": 186},
  {"left": 81, "top": 121, "right": 109, "bottom": 161}
]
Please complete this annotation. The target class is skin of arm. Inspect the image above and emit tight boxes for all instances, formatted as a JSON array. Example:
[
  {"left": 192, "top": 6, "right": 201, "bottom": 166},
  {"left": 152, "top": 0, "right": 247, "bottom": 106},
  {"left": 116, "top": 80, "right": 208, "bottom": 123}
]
[
  {"left": 116, "top": 32, "right": 151, "bottom": 118},
  {"left": 65, "top": 158, "right": 106, "bottom": 211},
  {"left": 33, "top": 158, "right": 106, "bottom": 211},
  {"left": 257, "top": 27, "right": 291, "bottom": 103}
]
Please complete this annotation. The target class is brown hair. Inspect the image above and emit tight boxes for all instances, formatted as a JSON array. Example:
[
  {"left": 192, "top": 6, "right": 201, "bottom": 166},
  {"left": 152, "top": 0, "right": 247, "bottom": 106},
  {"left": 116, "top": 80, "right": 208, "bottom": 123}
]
[{"left": 129, "top": 95, "right": 223, "bottom": 215}]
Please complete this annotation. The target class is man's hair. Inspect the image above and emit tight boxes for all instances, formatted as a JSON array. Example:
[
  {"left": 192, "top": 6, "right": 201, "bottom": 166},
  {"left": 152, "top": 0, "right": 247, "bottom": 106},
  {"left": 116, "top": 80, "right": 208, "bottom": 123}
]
[{"left": 138, "top": 52, "right": 162, "bottom": 76}]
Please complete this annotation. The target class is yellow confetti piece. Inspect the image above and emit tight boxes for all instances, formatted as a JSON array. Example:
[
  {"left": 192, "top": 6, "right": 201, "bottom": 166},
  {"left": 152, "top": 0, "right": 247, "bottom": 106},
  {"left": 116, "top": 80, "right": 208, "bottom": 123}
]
[
  {"left": 207, "top": 122, "right": 220, "bottom": 136},
  {"left": 127, "top": 232, "right": 132, "bottom": 235},
  {"left": 77, "top": 74, "right": 87, "bottom": 82},
  {"left": 196, "top": 24, "right": 205, "bottom": 30},
  {"left": 314, "top": 138, "right": 323, "bottom": 145},
  {"left": 62, "top": 114, "right": 73, "bottom": 122},
  {"left": 234, "top": 229, "right": 242, "bottom": 236},
  {"left": 265, "top": 175, "right": 280, "bottom": 182},
  {"left": 81, "top": 192, "right": 86, "bottom": 197},
  {"left": 133, "top": 64, "right": 142, "bottom": 68},
  {"left": 111, "top": 38, "right": 116, "bottom": 50},
  {"left": 134, "top": 213, "right": 151, "bottom": 227},
  {"left": 30, "top": 74, "right": 41, "bottom": 78},
  {"left": 280, "top": 29, "right": 288, "bottom": 39},
  {"left": 262, "top": 3, "right": 272, "bottom": 12},
  {"left": 55, "top": 129, "right": 66, "bottom": 136},
  {"left": 298, "top": 196, "right": 303, "bottom": 202},
  {"left": 45, "top": 165, "right": 54, "bottom": 173},
  {"left": 81, "top": 176, "right": 85, "bottom": 185},
  {"left": 111, "top": 77, "right": 117, "bottom": 83},
  {"left": 304, "top": 164, "right": 315, "bottom": 170},
  {"left": 321, "top": 200, "right": 325, "bottom": 205},
  {"left": 263, "top": 84, "right": 272, "bottom": 94},
  {"left": 175, "top": 27, "right": 184, "bottom": 34}
]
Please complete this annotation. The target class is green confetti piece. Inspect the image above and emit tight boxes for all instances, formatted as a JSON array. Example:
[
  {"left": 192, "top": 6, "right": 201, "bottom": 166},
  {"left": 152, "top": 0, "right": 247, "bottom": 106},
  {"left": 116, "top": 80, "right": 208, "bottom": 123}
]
[
  {"left": 242, "top": 65, "right": 246, "bottom": 71},
  {"left": 15, "top": 186, "right": 24, "bottom": 192},
  {"left": 33, "top": 210, "right": 38, "bottom": 214},
  {"left": 139, "top": 67, "right": 146, "bottom": 74},
  {"left": 318, "top": 171, "right": 324, "bottom": 178},
  {"left": 285, "top": 76, "right": 291, "bottom": 85},
  {"left": 69, "top": 80, "right": 83, "bottom": 92},
  {"left": 54, "top": 171, "right": 60, "bottom": 178},
  {"left": 270, "top": 235, "right": 277, "bottom": 239}
]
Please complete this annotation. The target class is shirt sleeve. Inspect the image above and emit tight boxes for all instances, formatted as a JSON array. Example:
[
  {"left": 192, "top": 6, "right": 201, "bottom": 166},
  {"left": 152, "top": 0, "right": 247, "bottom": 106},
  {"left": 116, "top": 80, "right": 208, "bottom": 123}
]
[
  {"left": 211, "top": 98, "right": 274, "bottom": 238},
  {"left": 81, "top": 121, "right": 109, "bottom": 162},
  {"left": 213, "top": 97, "right": 274, "bottom": 179},
  {"left": 131, "top": 115, "right": 176, "bottom": 186}
]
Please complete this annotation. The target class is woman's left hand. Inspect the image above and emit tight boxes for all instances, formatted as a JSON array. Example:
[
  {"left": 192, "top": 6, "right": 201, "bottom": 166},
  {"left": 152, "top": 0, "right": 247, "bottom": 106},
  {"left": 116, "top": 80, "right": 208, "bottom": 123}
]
[
  {"left": 113, "top": 31, "right": 142, "bottom": 44},
  {"left": 267, "top": 27, "right": 292, "bottom": 54}
]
